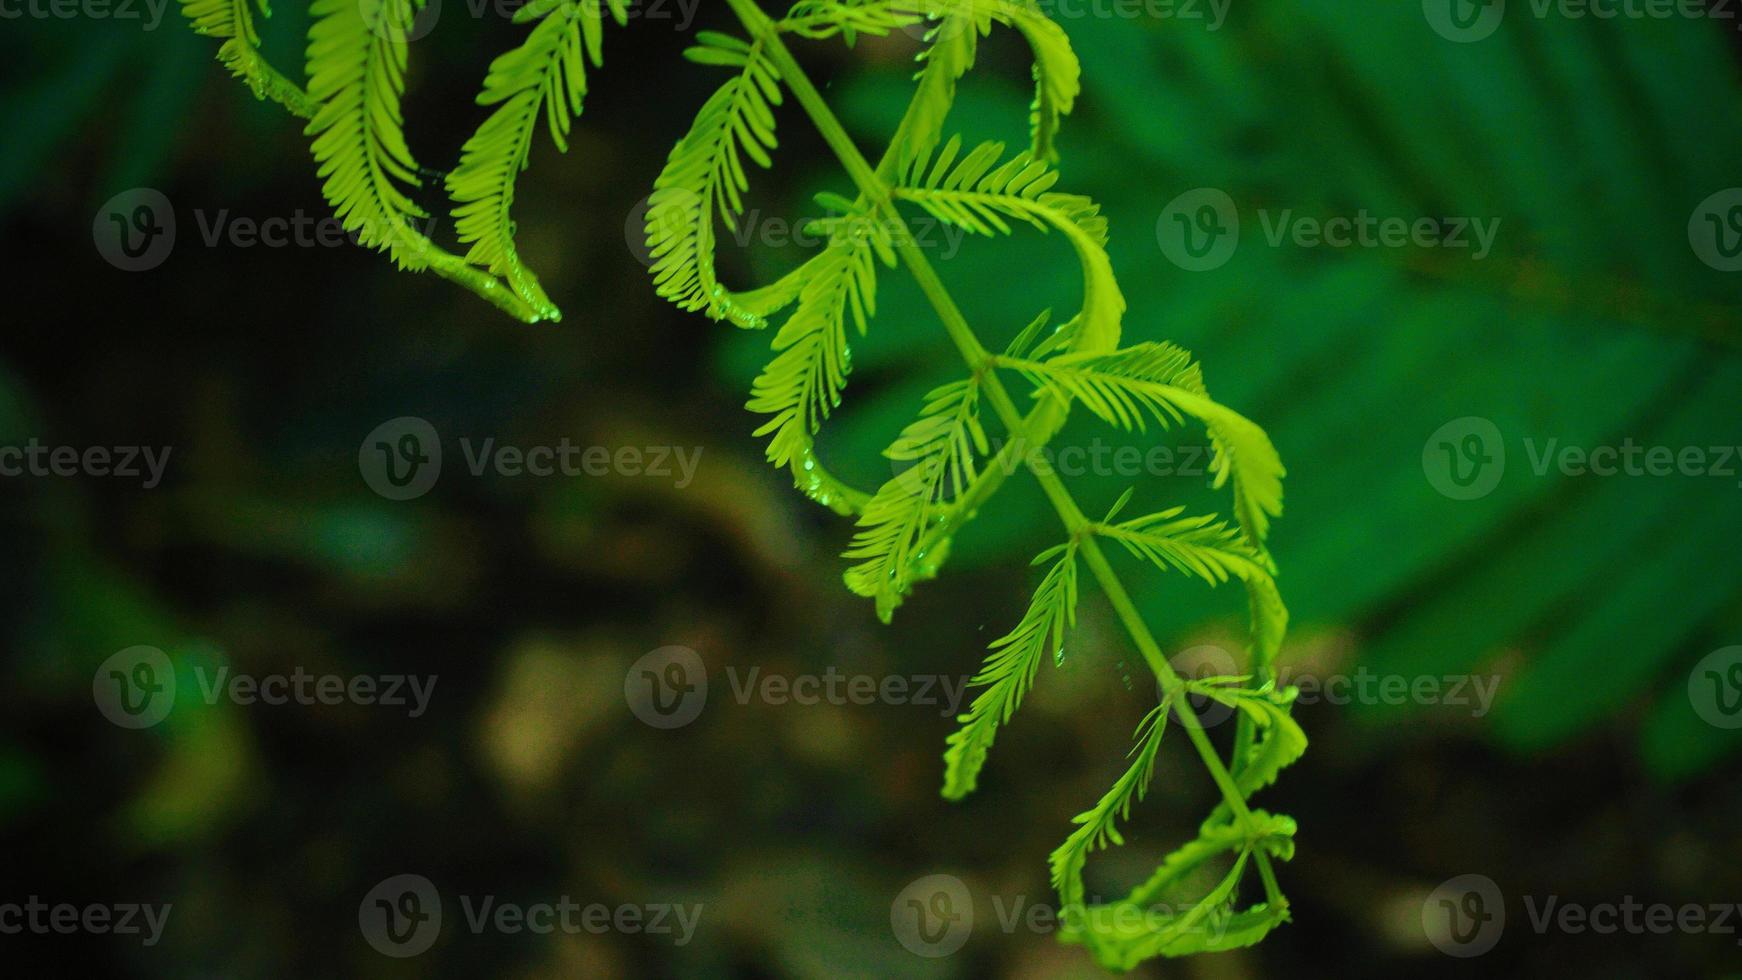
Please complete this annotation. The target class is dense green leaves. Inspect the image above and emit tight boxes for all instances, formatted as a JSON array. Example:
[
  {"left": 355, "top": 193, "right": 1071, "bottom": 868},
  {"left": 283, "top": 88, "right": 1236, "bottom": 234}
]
[{"left": 795, "top": 4, "right": 1742, "bottom": 780}]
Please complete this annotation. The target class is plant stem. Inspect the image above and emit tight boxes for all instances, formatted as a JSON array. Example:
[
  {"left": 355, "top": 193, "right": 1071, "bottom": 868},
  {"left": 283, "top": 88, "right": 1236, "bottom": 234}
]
[{"left": 725, "top": 0, "right": 1280, "bottom": 890}]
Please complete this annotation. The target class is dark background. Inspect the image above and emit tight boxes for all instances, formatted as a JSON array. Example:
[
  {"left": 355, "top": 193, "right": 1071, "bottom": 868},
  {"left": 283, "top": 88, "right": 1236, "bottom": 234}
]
[{"left": 3, "top": 1, "right": 1741, "bottom": 976}]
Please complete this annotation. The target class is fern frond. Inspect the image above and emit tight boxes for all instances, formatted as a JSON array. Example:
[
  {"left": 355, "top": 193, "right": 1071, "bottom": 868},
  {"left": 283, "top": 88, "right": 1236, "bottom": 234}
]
[
  {"left": 843, "top": 375, "right": 988, "bottom": 620},
  {"left": 878, "top": 0, "right": 1079, "bottom": 164},
  {"left": 983, "top": 0, "right": 1079, "bottom": 161},
  {"left": 446, "top": 0, "right": 628, "bottom": 323},
  {"left": 779, "top": 0, "right": 926, "bottom": 40},
  {"left": 896, "top": 137, "right": 1123, "bottom": 353},
  {"left": 1004, "top": 343, "right": 1286, "bottom": 547},
  {"left": 1046, "top": 700, "right": 1169, "bottom": 897},
  {"left": 1128, "top": 901, "right": 1292, "bottom": 960},
  {"left": 887, "top": 376, "right": 988, "bottom": 500},
  {"left": 1126, "top": 811, "right": 1297, "bottom": 908},
  {"left": 1154, "top": 350, "right": 1287, "bottom": 555},
  {"left": 1243, "top": 570, "right": 1289, "bottom": 678},
  {"left": 746, "top": 235, "right": 877, "bottom": 469},
  {"left": 304, "top": 0, "right": 436, "bottom": 270},
  {"left": 1096, "top": 507, "right": 1271, "bottom": 588},
  {"left": 1006, "top": 342, "right": 1201, "bottom": 431},
  {"left": 888, "top": 8, "right": 976, "bottom": 169},
  {"left": 940, "top": 542, "right": 1077, "bottom": 797},
  {"left": 181, "top": 0, "right": 319, "bottom": 118},
  {"left": 646, "top": 32, "right": 788, "bottom": 328}
]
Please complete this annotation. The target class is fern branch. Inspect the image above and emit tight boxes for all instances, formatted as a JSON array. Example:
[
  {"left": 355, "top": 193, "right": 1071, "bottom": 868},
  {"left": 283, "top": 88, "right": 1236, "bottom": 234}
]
[
  {"left": 1189, "top": 682, "right": 1307, "bottom": 821},
  {"left": 714, "top": 2, "right": 1296, "bottom": 967},
  {"left": 185, "top": 0, "right": 542, "bottom": 320},
  {"left": 181, "top": 0, "right": 319, "bottom": 118},
  {"left": 844, "top": 0, "right": 1080, "bottom": 163},
  {"left": 778, "top": 0, "right": 927, "bottom": 39},
  {"left": 304, "top": 0, "right": 438, "bottom": 272},
  {"left": 1070, "top": 813, "right": 1296, "bottom": 968}
]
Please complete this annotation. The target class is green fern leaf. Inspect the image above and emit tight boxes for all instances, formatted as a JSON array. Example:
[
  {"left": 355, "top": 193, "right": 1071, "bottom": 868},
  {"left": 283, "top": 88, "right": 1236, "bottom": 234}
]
[
  {"left": 1096, "top": 506, "right": 1271, "bottom": 588},
  {"left": 940, "top": 541, "right": 1077, "bottom": 796},
  {"left": 780, "top": 0, "right": 927, "bottom": 41},
  {"left": 1122, "top": 811, "right": 1297, "bottom": 910},
  {"left": 1046, "top": 700, "right": 1169, "bottom": 896},
  {"left": 990, "top": 0, "right": 1079, "bottom": 161},
  {"left": 1243, "top": 571, "right": 1289, "bottom": 680},
  {"left": 746, "top": 234, "right": 878, "bottom": 470},
  {"left": 1141, "top": 902, "right": 1292, "bottom": 958},
  {"left": 843, "top": 375, "right": 989, "bottom": 621},
  {"left": 646, "top": 32, "right": 788, "bottom": 329},
  {"left": 1005, "top": 342, "right": 1285, "bottom": 547},
  {"left": 446, "top": 0, "right": 628, "bottom": 323},
  {"left": 884, "top": 1, "right": 1079, "bottom": 164},
  {"left": 1190, "top": 683, "right": 1307, "bottom": 808},
  {"left": 304, "top": 0, "right": 436, "bottom": 270},
  {"left": 896, "top": 137, "right": 1123, "bottom": 353},
  {"left": 888, "top": 9, "right": 975, "bottom": 169}
]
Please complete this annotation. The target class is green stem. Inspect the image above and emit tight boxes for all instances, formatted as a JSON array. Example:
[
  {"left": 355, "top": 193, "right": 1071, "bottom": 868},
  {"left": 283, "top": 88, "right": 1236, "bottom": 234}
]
[
  {"left": 428, "top": 250, "right": 546, "bottom": 323},
  {"left": 723, "top": 0, "right": 1271, "bottom": 840}
]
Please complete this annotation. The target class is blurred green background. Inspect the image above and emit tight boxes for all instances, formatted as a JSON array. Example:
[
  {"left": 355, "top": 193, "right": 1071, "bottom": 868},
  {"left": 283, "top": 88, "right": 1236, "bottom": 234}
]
[{"left": 3, "top": 0, "right": 1741, "bottom": 975}]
